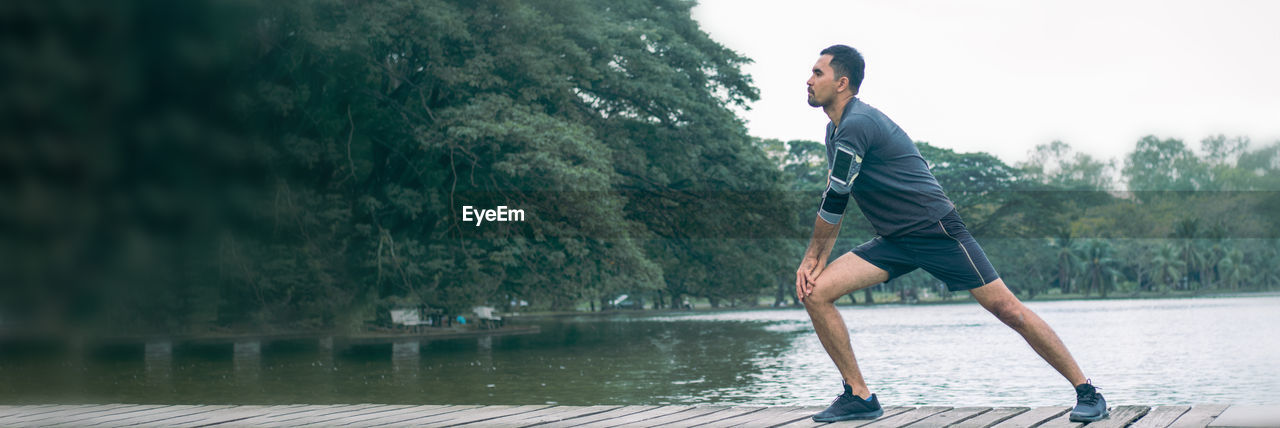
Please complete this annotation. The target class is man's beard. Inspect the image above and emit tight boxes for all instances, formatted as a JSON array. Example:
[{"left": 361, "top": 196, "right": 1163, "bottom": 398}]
[{"left": 807, "top": 95, "right": 823, "bottom": 107}]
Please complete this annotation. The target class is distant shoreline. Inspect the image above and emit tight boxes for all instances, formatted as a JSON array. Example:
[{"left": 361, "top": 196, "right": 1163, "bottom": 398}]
[{"left": 509, "top": 289, "right": 1280, "bottom": 320}]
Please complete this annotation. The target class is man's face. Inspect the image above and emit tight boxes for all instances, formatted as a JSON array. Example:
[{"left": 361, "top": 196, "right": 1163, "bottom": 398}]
[{"left": 807, "top": 54, "right": 842, "bottom": 108}]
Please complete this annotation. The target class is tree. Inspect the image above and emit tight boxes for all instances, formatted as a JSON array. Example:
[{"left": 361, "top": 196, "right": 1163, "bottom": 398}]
[
  {"left": 1122, "top": 135, "right": 1208, "bottom": 193},
  {"left": 1021, "top": 141, "right": 1115, "bottom": 190},
  {"left": 1199, "top": 134, "right": 1250, "bottom": 190},
  {"left": 1053, "top": 237, "right": 1078, "bottom": 294},
  {"left": 2, "top": 0, "right": 799, "bottom": 333},
  {"left": 917, "top": 142, "right": 1016, "bottom": 230},
  {"left": 1149, "top": 244, "right": 1185, "bottom": 293},
  {"left": 1216, "top": 248, "right": 1250, "bottom": 290},
  {"left": 1074, "top": 239, "right": 1120, "bottom": 298}
]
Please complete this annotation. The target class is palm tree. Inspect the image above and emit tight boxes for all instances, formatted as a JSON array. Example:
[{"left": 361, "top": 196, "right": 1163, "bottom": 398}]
[
  {"left": 1074, "top": 239, "right": 1120, "bottom": 298},
  {"left": 1053, "top": 236, "right": 1077, "bottom": 294},
  {"left": 1149, "top": 244, "right": 1185, "bottom": 293},
  {"left": 1216, "top": 248, "right": 1250, "bottom": 290},
  {"left": 1251, "top": 245, "right": 1280, "bottom": 291},
  {"left": 1170, "top": 218, "right": 1200, "bottom": 291},
  {"left": 1194, "top": 241, "right": 1223, "bottom": 290}
]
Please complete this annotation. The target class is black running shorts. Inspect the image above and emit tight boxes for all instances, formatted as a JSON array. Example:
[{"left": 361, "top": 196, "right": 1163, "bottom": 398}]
[{"left": 850, "top": 209, "right": 1000, "bottom": 292}]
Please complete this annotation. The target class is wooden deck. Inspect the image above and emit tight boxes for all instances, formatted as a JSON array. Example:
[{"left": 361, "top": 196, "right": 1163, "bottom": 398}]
[{"left": 0, "top": 404, "right": 1273, "bottom": 427}]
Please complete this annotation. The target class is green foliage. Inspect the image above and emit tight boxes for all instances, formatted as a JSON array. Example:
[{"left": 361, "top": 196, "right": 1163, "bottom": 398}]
[
  {"left": 4, "top": 1, "right": 1278, "bottom": 337},
  {"left": 2, "top": 0, "right": 794, "bottom": 333}
]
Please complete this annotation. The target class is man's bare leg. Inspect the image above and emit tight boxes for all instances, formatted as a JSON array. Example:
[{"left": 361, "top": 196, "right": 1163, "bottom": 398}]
[
  {"left": 969, "top": 279, "right": 1088, "bottom": 386},
  {"left": 801, "top": 252, "right": 889, "bottom": 399}
]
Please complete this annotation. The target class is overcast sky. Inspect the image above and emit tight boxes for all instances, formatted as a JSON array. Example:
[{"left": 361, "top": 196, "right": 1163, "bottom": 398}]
[{"left": 691, "top": 0, "right": 1280, "bottom": 165}]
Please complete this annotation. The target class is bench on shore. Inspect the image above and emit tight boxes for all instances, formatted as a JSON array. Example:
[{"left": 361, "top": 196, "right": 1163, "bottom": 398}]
[{"left": 472, "top": 305, "right": 503, "bottom": 329}]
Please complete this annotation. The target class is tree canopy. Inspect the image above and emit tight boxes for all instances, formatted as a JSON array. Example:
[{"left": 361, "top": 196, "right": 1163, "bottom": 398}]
[{"left": 3, "top": 0, "right": 1277, "bottom": 336}]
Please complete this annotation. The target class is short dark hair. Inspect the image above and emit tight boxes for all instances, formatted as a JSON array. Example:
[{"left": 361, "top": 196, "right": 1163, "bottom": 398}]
[{"left": 820, "top": 45, "right": 865, "bottom": 91}]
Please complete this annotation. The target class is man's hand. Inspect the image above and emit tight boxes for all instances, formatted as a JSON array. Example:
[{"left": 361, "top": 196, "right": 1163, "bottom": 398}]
[
  {"left": 795, "top": 256, "right": 826, "bottom": 301},
  {"left": 797, "top": 213, "right": 841, "bottom": 302}
]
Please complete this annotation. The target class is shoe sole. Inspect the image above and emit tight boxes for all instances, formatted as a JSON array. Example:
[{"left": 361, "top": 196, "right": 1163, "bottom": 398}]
[
  {"left": 1069, "top": 409, "right": 1110, "bottom": 423},
  {"left": 812, "top": 408, "right": 884, "bottom": 422}
]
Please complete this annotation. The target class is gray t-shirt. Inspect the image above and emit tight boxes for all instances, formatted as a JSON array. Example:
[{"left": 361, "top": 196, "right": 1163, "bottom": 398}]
[{"left": 823, "top": 98, "right": 954, "bottom": 237}]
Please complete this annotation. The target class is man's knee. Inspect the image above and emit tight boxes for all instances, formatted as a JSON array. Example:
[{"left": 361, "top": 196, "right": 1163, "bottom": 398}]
[
  {"left": 802, "top": 284, "right": 841, "bottom": 307},
  {"left": 988, "top": 299, "right": 1028, "bottom": 330}
]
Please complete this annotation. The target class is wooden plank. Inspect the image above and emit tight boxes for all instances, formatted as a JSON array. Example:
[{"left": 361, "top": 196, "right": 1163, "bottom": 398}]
[
  {"left": 178, "top": 405, "right": 335, "bottom": 427},
  {"left": 903, "top": 407, "right": 992, "bottom": 428},
  {"left": 53, "top": 405, "right": 177, "bottom": 427},
  {"left": 25, "top": 403, "right": 137, "bottom": 424},
  {"left": 256, "top": 405, "right": 406, "bottom": 427},
  {"left": 1169, "top": 404, "right": 1231, "bottom": 428},
  {"left": 402, "top": 404, "right": 524, "bottom": 425},
  {"left": 1076, "top": 405, "right": 1150, "bottom": 428},
  {"left": 949, "top": 407, "right": 1029, "bottom": 428},
  {"left": 0, "top": 404, "right": 120, "bottom": 424},
  {"left": 92, "top": 405, "right": 224, "bottom": 427},
  {"left": 691, "top": 406, "right": 803, "bottom": 428},
  {"left": 571, "top": 405, "right": 698, "bottom": 428},
  {"left": 0, "top": 404, "right": 82, "bottom": 421},
  {"left": 626, "top": 406, "right": 732, "bottom": 427},
  {"left": 58, "top": 405, "right": 208, "bottom": 427},
  {"left": 1, "top": 404, "right": 134, "bottom": 426},
  {"left": 1130, "top": 406, "right": 1191, "bottom": 428},
  {"left": 126, "top": 405, "right": 240, "bottom": 427},
  {"left": 456, "top": 405, "right": 620, "bottom": 428},
  {"left": 708, "top": 406, "right": 824, "bottom": 428},
  {"left": 1034, "top": 413, "right": 1084, "bottom": 428},
  {"left": 0, "top": 405, "right": 60, "bottom": 412},
  {"left": 62, "top": 405, "right": 179, "bottom": 426},
  {"left": 772, "top": 406, "right": 913, "bottom": 427},
  {"left": 204, "top": 404, "right": 335, "bottom": 425},
  {"left": 664, "top": 406, "right": 767, "bottom": 427},
  {"left": 168, "top": 404, "right": 312, "bottom": 427},
  {"left": 440, "top": 406, "right": 591, "bottom": 428},
  {"left": 861, "top": 406, "right": 951, "bottom": 428},
  {"left": 65, "top": 405, "right": 201, "bottom": 427},
  {"left": 285, "top": 405, "right": 418, "bottom": 427},
  {"left": 305, "top": 405, "right": 450, "bottom": 427},
  {"left": 988, "top": 406, "right": 1069, "bottom": 428},
  {"left": 1208, "top": 405, "right": 1280, "bottom": 428},
  {"left": 530, "top": 405, "right": 662, "bottom": 428},
  {"left": 348, "top": 405, "right": 485, "bottom": 427},
  {"left": 380, "top": 405, "right": 550, "bottom": 427},
  {"left": 1037, "top": 406, "right": 1150, "bottom": 428},
  {"left": 236, "top": 404, "right": 385, "bottom": 427}
]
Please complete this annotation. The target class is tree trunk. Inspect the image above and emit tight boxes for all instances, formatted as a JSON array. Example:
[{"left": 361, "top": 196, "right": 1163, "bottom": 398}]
[
  {"left": 1058, "top": 256, "right": 1070, "bottom": 294},
  {"left": 863, "top": 288, "right": 874, "bottom": 304},
  {"left": 775, "top": 280, "right": 787, "bottom": 307},
  {"left": 1100, "top": 272, "right": 1109, "bottom": 298}
]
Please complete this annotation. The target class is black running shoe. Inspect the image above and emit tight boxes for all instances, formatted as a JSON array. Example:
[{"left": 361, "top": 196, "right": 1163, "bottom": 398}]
[
  {"left": 1069, "top": 381, "right": 1109, "bottom": 422},
  {"left": 812, "top": 385, "right": 883, "bottom": 422}
]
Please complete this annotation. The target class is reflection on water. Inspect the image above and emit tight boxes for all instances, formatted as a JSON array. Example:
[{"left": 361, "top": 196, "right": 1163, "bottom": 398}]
[{"left": 0, "top": 296, "right": 1277, "bottom": 406}]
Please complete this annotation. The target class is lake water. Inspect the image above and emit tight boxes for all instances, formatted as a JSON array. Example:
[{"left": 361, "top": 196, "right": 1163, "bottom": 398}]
[{"left": 2, "top": 296, "right": 1277, "bottom": 407}]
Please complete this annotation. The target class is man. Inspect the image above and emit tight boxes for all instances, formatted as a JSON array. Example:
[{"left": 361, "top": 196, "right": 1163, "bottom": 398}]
[{"left": 795, "top": 45, "right": 1108, "bottom": 423}]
